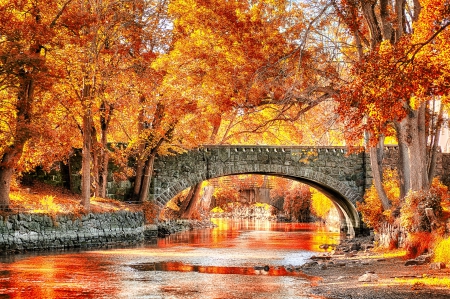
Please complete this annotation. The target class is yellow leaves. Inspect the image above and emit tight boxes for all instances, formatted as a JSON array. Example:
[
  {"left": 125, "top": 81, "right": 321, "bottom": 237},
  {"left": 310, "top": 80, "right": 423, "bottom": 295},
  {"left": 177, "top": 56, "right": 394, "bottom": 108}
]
[
  {"left": 357, "top": 169, "right": 400, "bottom": 230},
  {"left": 433, "top": 237, "right": 450, "bottom": 265},
  {"left": 357, "top": 185, "right": 385, "bottom": 229},
  {"left": 409, "top": 95, "right": 420, "bottom": 110},
  {"left": 310, "top": 190, "right": 334, "bottom": 220},
  {"left": 379, "top": 40, "right": 393, "bottom": 54},
  {"left": 394, "top": 276, "right": 450, "bottom": 289},
  {"left": 250, "top": 3, "right": 262, "bottom": 22}
]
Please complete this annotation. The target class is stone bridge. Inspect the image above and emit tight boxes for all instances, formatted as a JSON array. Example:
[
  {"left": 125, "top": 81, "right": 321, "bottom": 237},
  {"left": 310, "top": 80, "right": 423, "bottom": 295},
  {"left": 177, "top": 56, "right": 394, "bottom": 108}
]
[{"left": 151, "top": 145, "right": 373, "bottom": 235}]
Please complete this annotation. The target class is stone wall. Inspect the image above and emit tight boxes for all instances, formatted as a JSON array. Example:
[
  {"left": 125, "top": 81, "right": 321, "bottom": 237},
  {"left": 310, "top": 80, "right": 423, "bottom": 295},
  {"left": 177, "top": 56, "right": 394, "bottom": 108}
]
[{"left": 0, "top": 211, "right": 145, "bottom": 253}]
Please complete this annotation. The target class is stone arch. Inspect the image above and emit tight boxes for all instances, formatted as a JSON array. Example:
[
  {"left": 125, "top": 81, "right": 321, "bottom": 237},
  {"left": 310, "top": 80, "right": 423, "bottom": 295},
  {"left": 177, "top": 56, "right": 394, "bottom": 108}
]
[
  {"left": 154, "top": 169, "right": 361, "bottom": 236},
  {"left": 151, "top": 146, "right": 368, "bottom": 236}
]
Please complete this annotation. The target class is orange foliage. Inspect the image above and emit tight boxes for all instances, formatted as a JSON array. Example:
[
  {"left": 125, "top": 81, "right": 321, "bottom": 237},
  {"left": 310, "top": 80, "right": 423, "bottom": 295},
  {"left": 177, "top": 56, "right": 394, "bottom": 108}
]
[
  {"left": 357, "top": 169, "right": 400, "bottom": 230},
  {"left": 404, "top": 232, "right": 433, "bottom": 259},
  {"left": 357, "top": 185, "right": 384, "bottom": 230},
  {"left": 213, "top": 186, "right": 240, "bottom": 211},
  {"left": 400, "top": 178, "right": 449, "bottom": 257},
  {"left": 142, "top": 200, "right": 159, "bottom": 224}
]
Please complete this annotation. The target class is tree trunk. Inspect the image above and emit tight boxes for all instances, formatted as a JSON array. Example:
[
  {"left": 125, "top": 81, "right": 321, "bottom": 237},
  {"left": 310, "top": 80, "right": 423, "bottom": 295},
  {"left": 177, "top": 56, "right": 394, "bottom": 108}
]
[
  {"left": 395, "top": 119, "right": 411, "bottom": 199},
  {"left": 201, "top": 185, "right": 214, "bottom": 211},
  {"left": 360, "top": 0, "right": 382, "bottom": 49},
  {"left": 0, "top": 65, "right": 35, "bottom": 210},
  {"left": 98, "top": 128, "right": 110, "bottom": 198},
  {"left": 181, "top": 182, "right": 203, "bottom": 219},
  {"left": 132, "top": 156, "right": 145, "bottom": 201},
  {"left": 428, "top": 101, "right": 444, "bottom": 183},
  {"left": 0, "top": 165, "right": 14, "bottom": 210},
  {"left": 407, "top": 105, "right": 429, "bottom": 191},
  {"left": 177, "top": 187, "right": 194, "bottom": 216},
  {"left": 81, "top": 108, "right": 92, "bottom": 209},
  {"left": 395, "top": 103, "right": 430, "bottom": 195},
  {"left": 369, "top": 138, "right": 391, "bottom": 210},
  {"left": 131, "top": 102, "right": 146, "bottom": 201},
  {"left": 91, "top": 126, "right": 99, "bottom": 197},
  {"left": 138, "top": 154, "right": 156, "bottom": 202},
  {"left": 98, "top": 101, "right": 112, "bottom": 198},
  {"left": 99, "top": 145, "right": 109, "bottom": 198}
]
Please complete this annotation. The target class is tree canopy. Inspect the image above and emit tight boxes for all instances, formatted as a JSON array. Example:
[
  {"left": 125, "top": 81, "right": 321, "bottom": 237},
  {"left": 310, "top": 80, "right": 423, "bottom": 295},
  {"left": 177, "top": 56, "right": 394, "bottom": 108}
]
[{"left": 1, "top": 0, "right": 449, "bottom": 214}]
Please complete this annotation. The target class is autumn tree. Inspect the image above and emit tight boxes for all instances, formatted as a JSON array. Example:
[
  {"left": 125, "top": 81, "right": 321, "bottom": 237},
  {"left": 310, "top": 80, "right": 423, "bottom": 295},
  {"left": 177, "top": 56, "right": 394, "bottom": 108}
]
[
  {"left": 283, "top": 184, "right": 312, "bottom": 222},
  {"left": 54, "top": 0, "right": 158, "bottom": 208},
  {"left": 0, "top": 0, "right": 75, "bottom": 210},
  {"left": 333, "top": 0, "right": 450, "bottom": 212}
]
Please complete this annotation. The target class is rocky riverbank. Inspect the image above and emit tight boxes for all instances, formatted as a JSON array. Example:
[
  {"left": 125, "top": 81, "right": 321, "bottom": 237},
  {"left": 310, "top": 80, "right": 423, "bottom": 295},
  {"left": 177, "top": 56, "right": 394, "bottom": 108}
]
[
  {"left": 299, "top": 237, "right": 450, "bottom": 298},
  {"left": 156, "top": 219, "right": 217, "bottom": 237}
]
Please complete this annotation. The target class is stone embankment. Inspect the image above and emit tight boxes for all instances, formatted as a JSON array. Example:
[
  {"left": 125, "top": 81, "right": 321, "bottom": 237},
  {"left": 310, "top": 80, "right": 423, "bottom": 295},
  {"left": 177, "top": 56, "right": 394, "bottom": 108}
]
[{"left": 0, "top": 211, "right": 145, "bottom": 253}]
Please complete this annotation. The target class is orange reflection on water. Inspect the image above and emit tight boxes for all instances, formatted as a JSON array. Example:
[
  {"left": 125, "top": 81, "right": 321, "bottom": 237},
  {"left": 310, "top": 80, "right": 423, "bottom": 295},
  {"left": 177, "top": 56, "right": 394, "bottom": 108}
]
[
  {"left": 131, "top": 261, "right": 314, "bottom": 278},
  {"left": 210, "top": 219, "right": 342, "bottom": 252},
  {"left": 0, "top": 254, "right": 119, "bottom": 299}
]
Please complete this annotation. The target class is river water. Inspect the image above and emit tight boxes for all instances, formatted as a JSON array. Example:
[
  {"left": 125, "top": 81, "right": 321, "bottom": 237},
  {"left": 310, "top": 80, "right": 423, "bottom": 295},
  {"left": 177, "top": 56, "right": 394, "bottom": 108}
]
[{"left": 0, "top": 219, "right": 342, "bottom": 299}]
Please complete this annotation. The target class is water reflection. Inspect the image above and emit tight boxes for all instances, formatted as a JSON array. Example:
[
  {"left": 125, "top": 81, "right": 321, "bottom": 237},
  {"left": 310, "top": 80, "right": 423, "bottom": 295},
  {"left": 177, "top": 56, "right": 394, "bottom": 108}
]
[
  {"left": 0, "top": 219, "right": 339, "bottom": 299},
  {"left": 130, "top": 261, "right": 315, "bottom": 279},
  {"left": 158, "top": 219, "right": 342, "bottom": 253},
  {"left": 1, "top": 254, "right": 121, "bottom": 298}
]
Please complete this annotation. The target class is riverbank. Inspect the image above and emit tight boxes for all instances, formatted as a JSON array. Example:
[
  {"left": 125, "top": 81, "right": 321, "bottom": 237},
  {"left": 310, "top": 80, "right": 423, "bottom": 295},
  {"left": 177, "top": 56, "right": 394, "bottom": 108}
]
[
  {"left": 300, "top": 246, "right": 450, "bottom": 298},
  {"left": 156, "top": 219, "right": 217, "bottom": 237}
]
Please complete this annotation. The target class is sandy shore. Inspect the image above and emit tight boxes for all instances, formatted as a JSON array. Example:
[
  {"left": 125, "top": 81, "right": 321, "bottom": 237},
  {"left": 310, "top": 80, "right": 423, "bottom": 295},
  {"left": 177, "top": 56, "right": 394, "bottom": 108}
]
[{"left": 301, "top": 251, "right": 450, "bottom": 299}]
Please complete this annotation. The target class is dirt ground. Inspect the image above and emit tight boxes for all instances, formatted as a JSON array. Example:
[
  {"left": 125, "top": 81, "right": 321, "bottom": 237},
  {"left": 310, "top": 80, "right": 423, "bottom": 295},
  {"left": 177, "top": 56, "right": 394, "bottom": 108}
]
[{"left": 301, "top": 253, "right": 450, "bottom": 299}]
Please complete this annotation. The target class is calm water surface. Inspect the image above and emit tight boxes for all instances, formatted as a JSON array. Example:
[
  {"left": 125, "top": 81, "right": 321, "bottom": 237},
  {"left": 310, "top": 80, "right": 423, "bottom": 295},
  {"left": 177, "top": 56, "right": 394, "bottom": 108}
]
[{"left": 0, "top": 219, "right": 342, "bottom": 299}]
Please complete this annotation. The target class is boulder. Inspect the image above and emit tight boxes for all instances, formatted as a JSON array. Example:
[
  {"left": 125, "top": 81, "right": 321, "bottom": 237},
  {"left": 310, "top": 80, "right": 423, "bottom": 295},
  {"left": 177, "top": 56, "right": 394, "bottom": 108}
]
[{"left": 358, "top": 272, "right": 379, "bottom": 282}]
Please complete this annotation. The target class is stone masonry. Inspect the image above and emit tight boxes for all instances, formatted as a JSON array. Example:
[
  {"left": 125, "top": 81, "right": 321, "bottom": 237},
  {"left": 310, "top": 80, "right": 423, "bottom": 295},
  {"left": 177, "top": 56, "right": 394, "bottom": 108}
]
[{"left": 0, "top": 211, "right": 145, "bottom": 253}]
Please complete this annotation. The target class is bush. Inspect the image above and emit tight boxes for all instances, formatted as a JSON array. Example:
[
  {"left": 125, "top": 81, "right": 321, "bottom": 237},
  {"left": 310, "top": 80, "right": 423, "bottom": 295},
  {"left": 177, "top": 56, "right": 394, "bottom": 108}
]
[
  {"left": 400, "top": 190, "right": 443, "bottom": 233},
  {"left": 404, "top": 231, "right": 433, "bottom": 258},
  {"left": 357, "top": 169, "right": 400, "bottom": 231},
  {"left": 400, "top": 179, "right": 449, "bottom": 257},
  {"left": 357, "top": 185, "right": 385, "bottom": 230},
  {"left": 433, "top": 237, "right": 450, "bottom": 265}
]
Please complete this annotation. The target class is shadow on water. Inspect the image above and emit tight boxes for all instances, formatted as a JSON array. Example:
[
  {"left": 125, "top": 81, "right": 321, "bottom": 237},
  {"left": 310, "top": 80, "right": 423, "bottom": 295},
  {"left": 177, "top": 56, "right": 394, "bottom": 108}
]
[{"left": 131, "top": 261, "right": 308, "bottom": 277}]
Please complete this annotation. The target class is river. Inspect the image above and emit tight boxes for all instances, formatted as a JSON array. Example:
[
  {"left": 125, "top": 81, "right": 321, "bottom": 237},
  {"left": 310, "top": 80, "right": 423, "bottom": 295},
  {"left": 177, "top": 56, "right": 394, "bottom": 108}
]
[{"left": 0, "top": 218, "right": 342, "bottom": 299}]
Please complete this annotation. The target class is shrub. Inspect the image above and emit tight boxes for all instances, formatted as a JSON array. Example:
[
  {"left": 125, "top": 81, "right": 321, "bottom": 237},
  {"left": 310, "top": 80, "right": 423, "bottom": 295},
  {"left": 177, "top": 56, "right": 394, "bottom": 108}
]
[
  {"left": 433, "top": 237, "right": 450, "bottom": 265},
  {"left": 357, "top": 185, "right": 384, "bottom": 230},
  {"left": 430, "top": 177, "right": 450, "bottom": 203},
  {"left": 357, "top": 169, "right": 400, "bottom": 231},
  {"left": 400, "top": 190, "right": 443, "bottom": 233},
  {"left": 404, "top": 231, "right": 433, "bottom": 258},
  {"left": 283, "top": 185, "right": 311, "bottom": 222}
]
